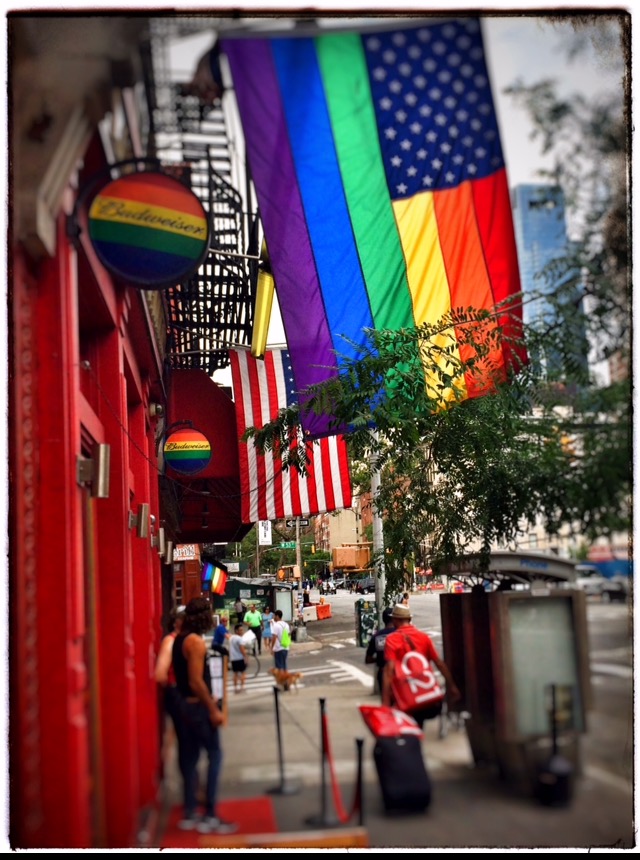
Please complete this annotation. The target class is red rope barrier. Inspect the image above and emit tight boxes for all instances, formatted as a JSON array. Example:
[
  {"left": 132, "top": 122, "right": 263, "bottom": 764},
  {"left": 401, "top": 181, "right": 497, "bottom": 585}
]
[{"left": 321, "top": 711, "right": 360, "bottom": 824}]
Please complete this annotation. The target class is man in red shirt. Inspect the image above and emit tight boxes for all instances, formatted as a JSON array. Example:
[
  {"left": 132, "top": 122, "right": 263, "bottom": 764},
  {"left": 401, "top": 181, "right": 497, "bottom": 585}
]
[{"left": 382, "top": 604, "right": 461, "bottom": 727}]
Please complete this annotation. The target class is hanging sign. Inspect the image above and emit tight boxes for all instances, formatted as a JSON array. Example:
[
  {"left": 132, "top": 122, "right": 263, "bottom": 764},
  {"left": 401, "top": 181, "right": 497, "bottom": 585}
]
[
  {"left": 87, "top": 171, "right": 210, "bottom": 289},
  {"left": 258, "top": 520, "right": 272, "bottom": 546},
  {"left": 164, "top": 427, "right": 212, "bottom": 474}
]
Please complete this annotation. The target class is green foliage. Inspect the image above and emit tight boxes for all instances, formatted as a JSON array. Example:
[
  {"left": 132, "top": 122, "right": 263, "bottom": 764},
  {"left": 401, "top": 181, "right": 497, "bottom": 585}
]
[{"left": 220, "top": 523, "right": 323, "bottom": 577}]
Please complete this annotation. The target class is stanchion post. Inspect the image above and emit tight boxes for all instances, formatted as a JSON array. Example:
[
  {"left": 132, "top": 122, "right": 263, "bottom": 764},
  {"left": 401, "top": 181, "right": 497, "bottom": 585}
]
[
  {"left": 355, "top": 737, "right": 365, "bottom": 826},
  {"left": 306, "top": 697, "right": 339, "bottom": 827},
  {"left": 267, "top": 685, "right": 300, "bottom": 796}
]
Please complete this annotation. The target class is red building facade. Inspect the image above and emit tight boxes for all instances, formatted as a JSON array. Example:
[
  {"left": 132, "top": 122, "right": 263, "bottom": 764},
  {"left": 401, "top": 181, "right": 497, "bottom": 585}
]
[
  {"left": 9, "top": 15, "right": 255, "bottom": 847},
  {"left": 10, "top": 16, "right": 174, "bottom": 848}
]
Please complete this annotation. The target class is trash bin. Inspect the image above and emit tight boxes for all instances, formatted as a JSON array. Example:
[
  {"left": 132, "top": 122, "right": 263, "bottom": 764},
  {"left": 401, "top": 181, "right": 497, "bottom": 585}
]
[{"left": 355, "top": 598, "right": 378, "bottom": 647}]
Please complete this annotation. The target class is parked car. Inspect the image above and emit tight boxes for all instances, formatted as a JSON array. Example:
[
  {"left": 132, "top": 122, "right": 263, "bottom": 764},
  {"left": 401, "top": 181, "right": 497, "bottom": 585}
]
[
  {"left": 572, "top": 565, "right": 628, "bottom": 601},
  {"left": 355, "top": 576, "right": 376, "bottom": 594}
]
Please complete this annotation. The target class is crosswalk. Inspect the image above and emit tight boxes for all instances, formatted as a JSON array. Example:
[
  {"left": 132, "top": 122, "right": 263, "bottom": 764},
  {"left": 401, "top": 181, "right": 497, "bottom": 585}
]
[
  {"left": 237, "top": 625, "right": 629, "bottom": 696},
  {"left": 237, "top": 660, "right": 374, "bottom": 695}
]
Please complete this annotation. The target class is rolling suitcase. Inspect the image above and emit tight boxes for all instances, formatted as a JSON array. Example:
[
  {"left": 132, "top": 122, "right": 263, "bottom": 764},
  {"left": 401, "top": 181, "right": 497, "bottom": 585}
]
[{"left": 373, "top": 735, "right": 432, "bottom": 813}]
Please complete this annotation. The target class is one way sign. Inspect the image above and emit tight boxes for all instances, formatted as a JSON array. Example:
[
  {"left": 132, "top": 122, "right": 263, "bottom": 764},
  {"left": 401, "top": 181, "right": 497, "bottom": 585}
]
[{"left": 286, "top": 518, "right": 309, "bottom": 528}]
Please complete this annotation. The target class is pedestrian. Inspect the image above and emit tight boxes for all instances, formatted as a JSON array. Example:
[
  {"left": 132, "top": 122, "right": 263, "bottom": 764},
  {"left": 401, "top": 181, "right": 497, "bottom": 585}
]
[
  {"left": 172, "top": 597, "right": 237, "bottom": 834},
  {"left": 234, "top": 597, "right": 247, "bottom": 624},
  {"left": 229, "top": 623, "right": 248, "bottom": 693},
  {"left": 243, "top": 603, "right": 263, "bottom": 654},
  {"left": 271, "top": 609, "right": 291, "bottom": 672},
  {"left": 261, "top": 605, "right": 275, "bottom": 653},
  {"left": 382, "top": 604, "right": 461, "bottom": 728},
  {"left": 401, "top": 592, "right": 410, "bottom": 606},
  {"left": 364, "top": 607, "right": 395, "bottom": 697},
  {"left": 154, "top": 609, "right": 187, "bottom": 772},
  {"left": 211, "top": 614, "right": 229, "bottom": 655}
]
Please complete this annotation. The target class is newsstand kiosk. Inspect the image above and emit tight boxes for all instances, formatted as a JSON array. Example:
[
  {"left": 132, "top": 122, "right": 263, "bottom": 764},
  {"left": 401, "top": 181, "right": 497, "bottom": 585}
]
[{"left": 439, "top": 553, "right": 591, "bottom": 802}]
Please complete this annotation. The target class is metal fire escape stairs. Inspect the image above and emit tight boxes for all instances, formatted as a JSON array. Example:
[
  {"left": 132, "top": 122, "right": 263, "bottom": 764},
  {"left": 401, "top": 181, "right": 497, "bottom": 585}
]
[
  {"left": 143, "top": 19, "right": 260, "bottom": 545},
  {"left": 147, "top": 18, "right": 258, "bottom": 378}
]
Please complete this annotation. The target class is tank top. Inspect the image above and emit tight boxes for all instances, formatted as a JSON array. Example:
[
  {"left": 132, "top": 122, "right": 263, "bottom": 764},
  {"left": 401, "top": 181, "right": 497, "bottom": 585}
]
[
  {"left": 167, "top": 632, "right": 177, "bottom": 686},
  {"left": 172, "top": 632, "right": 211, "bottom": 698}
]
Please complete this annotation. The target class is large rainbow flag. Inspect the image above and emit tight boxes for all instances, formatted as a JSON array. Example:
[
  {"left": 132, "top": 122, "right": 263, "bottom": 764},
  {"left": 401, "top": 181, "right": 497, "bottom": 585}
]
[{"left": 222, "top": 18, "right": 527, "bottom": 437}]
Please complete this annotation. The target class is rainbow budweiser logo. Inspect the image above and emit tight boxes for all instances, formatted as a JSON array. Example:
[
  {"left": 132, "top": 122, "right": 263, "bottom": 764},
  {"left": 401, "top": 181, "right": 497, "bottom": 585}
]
[
  {"left": 88, "top": 172, "right": 210, "bottom": 288},
  {"left": 163, "top": 427, "right": 212, "bottom": 475}
]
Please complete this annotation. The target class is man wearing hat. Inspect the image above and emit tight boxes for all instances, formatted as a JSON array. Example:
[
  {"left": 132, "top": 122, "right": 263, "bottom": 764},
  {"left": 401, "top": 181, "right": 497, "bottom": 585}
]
[
  {"left": 365, "top": 607, "right": 395, "bottom": 697},
  {"left": 382, "top": 603, "right": 461, "bottom": 727}
]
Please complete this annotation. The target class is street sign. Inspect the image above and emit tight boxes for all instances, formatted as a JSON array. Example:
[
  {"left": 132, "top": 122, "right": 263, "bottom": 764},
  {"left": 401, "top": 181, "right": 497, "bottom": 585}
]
[
  {"left": 258, "top": 520, "right": 272, "bottom": 546},
  {"left": 286, "top": 518, "right": 310, "bottom": 528},
  {"left": 280, "top": 541, "right": 296, "bottom": 549}
]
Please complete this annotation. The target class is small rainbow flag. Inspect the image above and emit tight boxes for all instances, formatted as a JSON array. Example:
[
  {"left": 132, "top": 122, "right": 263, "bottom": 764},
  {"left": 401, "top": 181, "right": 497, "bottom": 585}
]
[
  {"left": 88, "top": 172, "right": 210, "bottom": 287},
  {"left": 202, "top": 561, "right": 228, "bottom": 595},
  {"left": 164, "top": 427, "right": 212, "bottom": 474}
]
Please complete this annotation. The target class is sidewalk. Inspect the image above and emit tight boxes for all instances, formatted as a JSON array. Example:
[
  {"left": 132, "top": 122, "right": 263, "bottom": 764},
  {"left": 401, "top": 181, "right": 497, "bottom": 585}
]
[{"left": 152, "top": 635, "right": 635, "bottom": 850}]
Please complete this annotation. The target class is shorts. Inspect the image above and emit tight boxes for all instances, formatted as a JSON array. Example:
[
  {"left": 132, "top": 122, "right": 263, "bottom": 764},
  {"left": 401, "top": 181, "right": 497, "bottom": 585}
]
[
  {"left": 409, "top": 701, "right": 443, "bottom": 727},
  {"left": 231, "top": 659, "right": 247, "bottom": 674}
]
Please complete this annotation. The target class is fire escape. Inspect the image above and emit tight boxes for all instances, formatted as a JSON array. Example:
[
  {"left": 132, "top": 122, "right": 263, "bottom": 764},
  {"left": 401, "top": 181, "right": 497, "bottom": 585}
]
[{"left": 142, "top": 18, "right": 259, "bottom": 545}]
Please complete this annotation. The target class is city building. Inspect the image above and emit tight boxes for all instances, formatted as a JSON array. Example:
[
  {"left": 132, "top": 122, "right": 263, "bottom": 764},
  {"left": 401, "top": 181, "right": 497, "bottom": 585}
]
[
  {"left": 511, "top": 183, "right": 589, "bottom": 380},
  {"left": 315, "top": 493, "right": 373, "bottom": 558}
]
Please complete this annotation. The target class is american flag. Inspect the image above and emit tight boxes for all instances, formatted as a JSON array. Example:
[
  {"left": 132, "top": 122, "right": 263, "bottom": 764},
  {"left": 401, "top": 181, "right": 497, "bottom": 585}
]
[{"left": 229, "top": 348, "right": 352, "bottom": 523}]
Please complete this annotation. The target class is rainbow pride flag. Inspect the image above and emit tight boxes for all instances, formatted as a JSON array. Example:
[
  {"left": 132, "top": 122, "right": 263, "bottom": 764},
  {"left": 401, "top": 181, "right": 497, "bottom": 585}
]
[
  {"left": 223, "top": 18, "right": 527, "bottom": 437},
  {"left": 88, "top": 172, "right": 209, "bottom": 287},
  {"left": 202, "top": 562, "right": 228, "bottom": 595},
  {"left": 211, "top": 567, "right": 227, "bottom": 595}
]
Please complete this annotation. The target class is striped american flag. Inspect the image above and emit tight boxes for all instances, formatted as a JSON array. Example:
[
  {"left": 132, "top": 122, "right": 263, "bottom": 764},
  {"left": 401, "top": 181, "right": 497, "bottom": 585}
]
[{"left": 229, "top": 348, "right": 352, "bottom": 524}]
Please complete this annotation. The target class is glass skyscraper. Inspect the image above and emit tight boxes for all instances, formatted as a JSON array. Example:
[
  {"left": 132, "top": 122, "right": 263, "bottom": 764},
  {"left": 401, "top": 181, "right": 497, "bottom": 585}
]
[{"left": 511, "top": 184, "right": 589, "bottom": 379}]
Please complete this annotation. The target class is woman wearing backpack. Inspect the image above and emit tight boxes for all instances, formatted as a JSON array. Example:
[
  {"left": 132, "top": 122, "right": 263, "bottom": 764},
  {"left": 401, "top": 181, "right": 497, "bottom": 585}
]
[{"left": 271, "top": 609, "right": 291, "bottom": 671}]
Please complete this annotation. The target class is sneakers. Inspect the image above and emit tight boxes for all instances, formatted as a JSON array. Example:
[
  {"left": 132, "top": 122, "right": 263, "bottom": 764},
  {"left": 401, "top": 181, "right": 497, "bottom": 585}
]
[
  {"left": 196, "top": 816, "right": 238, "bottom": 835},
  {"left": 177, "top": 817, "right": 197, "bottom": 831}
]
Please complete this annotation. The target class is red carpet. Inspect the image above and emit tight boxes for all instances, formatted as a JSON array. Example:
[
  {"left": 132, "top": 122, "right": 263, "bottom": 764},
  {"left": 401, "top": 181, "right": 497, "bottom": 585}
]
[{"left": 159, "top": 797, "right": 278, "bottom": 848}]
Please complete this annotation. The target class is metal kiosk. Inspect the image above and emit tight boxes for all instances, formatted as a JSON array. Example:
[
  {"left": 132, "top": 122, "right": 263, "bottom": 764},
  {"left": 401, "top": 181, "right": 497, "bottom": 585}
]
[{"left": 439, "top": 552, "right": 591, "bottom": 800}]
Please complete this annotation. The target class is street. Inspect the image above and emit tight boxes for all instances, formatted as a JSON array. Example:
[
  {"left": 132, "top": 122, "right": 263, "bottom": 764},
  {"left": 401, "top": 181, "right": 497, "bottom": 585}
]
[{"left": 243, "top": 588, "right": 633, "bottom": 788}]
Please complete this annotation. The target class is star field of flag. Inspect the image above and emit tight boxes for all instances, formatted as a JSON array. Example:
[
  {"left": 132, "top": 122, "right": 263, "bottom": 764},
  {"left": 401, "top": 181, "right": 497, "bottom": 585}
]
[
  {"left": 281, "top": 351, "right": 298, "bottom": 409},
  {"left": 364, "top": 18, "right": 504, "bottom": 200}
]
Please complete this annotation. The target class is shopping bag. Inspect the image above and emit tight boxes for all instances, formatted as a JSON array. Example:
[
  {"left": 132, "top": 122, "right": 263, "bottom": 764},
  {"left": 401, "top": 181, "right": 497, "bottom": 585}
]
[{"left": 359, "top": 704, "right": 423, "bottom": 738}]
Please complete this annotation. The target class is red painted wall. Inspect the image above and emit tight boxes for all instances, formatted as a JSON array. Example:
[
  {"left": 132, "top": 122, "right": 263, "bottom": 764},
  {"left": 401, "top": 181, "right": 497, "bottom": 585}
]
[
  {"left": 165, "top": 369, "right": 248, "bottom": 543},
  {"left": 10, "top": 181, "right": 166, "bottom": 846}
]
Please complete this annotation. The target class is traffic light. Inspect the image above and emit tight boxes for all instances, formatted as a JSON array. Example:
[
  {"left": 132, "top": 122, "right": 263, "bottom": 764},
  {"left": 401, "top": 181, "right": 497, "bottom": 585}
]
[{"left": 311, "top": 544, "right": 315, "bottom": 554}]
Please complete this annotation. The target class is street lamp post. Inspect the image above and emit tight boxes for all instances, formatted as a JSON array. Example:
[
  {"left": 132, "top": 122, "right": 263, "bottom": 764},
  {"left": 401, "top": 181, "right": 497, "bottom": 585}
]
[{"left": 370, "top": 440, "right": 385, "bottom": 625}]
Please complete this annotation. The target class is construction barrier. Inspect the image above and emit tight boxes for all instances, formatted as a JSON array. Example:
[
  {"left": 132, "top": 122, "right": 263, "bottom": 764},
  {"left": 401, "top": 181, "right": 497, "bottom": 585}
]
[
  {"left": 302, "top": 605, "right": 318, "bottom": 622},
  {"left": 316, "top": 603, "right": 332, "bottom": 620}
]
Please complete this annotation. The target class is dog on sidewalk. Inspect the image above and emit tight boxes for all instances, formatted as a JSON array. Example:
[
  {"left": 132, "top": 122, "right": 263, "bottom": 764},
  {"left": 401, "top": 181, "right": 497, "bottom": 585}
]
[{"left": 269, "top": 668, "right": 303, "bottom": 692}]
